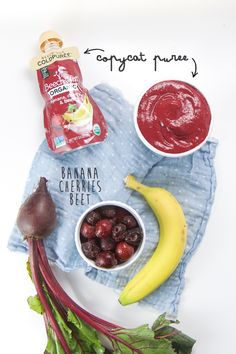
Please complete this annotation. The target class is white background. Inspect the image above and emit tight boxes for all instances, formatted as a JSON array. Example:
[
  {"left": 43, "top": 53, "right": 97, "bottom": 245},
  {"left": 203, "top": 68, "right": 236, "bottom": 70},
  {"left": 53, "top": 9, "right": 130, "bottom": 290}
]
[{"left": 0, "top": 0, "right": 235, "bottom": 353}]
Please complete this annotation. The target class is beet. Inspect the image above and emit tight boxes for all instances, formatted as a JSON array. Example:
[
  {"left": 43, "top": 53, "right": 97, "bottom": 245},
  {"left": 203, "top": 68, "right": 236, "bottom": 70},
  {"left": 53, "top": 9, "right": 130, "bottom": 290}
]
[
  {"left": 16, "top": 177, "right": 193, "bottom": 353},
  {"left": 16, "top": 177, "right": 56, "bottom": 239}
]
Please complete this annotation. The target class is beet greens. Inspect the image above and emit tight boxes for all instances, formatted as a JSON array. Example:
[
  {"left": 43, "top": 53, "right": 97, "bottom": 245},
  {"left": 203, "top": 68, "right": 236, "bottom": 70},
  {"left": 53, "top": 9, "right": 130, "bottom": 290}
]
[{"left": 17, "top": 177, "right": 195, "bottom": 353}]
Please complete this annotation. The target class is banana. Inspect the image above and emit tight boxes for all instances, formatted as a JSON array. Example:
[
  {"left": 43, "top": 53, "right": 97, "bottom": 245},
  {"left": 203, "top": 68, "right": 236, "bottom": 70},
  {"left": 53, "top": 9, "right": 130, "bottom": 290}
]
[{"left": 119, "top": 175, "right": 187, "bottom": 306}]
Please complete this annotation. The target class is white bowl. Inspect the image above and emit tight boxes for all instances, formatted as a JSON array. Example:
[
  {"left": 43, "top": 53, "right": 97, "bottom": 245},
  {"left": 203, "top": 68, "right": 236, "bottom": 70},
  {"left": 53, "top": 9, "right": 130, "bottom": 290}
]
[
  {"left": 134, "top": 80, "right": 212, "bottom": 158},
  {"left": 75, "top": 201, "right": 146, "bottom": 271}
]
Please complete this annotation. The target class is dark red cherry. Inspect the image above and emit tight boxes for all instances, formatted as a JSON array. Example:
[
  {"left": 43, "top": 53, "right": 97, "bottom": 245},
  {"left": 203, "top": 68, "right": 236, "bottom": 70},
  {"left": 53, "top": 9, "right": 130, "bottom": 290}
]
[
  {"left": 95, "top": 219, "right": 113, "bottom": 238},
  {"left": 122, "top": 214, "right": 137, "bottom": 229},
  {"left": 86, "top": 210, "right": 101, "bottom": 225},
  {"left": 81, "top": 239, "right": 100, "bottom": 259},
  {"left": 125, "top": 228, "right": 142, "bottom": 246},
  {"left": 95, "top": 251, "right": 118, "bottom": 268},
  {"left": 112, "top": 223, "right": 127, "bottom": 242},
  {"left": 115, "top": 241, "right": 134, "bottom": 261},
  {"left": 81, "top": 222, "right": 95, "bottom": 239},
  {"left": 102, "top": 207, "right": 117, "bottom": 218},
  {"left": 100, "top": 237, "right": 116, "bottom": 251}
]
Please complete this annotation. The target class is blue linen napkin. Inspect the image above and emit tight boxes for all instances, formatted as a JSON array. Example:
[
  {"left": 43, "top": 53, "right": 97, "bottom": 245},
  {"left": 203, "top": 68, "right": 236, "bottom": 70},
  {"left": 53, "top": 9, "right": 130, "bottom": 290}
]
[{"left": 8, "top": 83, "right": 217, "bottom": 316}]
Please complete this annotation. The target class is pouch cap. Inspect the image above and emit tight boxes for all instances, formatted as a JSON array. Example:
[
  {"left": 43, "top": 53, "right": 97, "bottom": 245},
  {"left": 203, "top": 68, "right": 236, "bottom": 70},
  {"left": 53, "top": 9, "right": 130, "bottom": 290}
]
[{"left": 39, "top": 30, "right": 63, "bottom": 52}]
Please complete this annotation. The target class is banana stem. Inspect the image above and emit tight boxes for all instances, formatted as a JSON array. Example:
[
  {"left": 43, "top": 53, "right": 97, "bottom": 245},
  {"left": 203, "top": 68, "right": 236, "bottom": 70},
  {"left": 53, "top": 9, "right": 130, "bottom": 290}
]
[{"left": 124, "top": 175, "right": 149, "bottom": 196}]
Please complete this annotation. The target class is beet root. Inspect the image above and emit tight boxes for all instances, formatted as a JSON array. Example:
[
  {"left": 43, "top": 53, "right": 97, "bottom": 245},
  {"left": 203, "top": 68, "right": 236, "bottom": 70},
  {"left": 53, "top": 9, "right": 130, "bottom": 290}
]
[{"left": 16, "top": 177, "right": 56, "bottom": 239}]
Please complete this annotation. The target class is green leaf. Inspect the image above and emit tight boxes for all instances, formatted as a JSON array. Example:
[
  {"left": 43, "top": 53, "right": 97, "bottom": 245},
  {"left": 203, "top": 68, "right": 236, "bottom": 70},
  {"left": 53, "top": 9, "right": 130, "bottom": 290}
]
[
  {"left": 43, "top": 288, "right": 77, "bottom": 352},
  {"left": 54, "top": 338, "right": 66, "bottom": 354},
  {"left": 44, "top": 288, "right": 92, "bottom": 353},
  {"left": 45, "top": 326, "right": 56, "bottom": 354},
  {"left": 46, "top": 325, "right": 85, "bottom": 354},
  {"left": 27, "top": 295, "right": 44, "bottom": 315},
  {"left": 46, "top": 326, "right": 65, "bottom": 354},
  {"left": 67, "top": 309, "right": 105, "bottom": 354},
  {"left": 152, "top": 314, "right": 196, "bottom": 354},
  {"left": 26, "top": 259, "right": 33, "bottom": 281},
  {"left": 152, "top": 313, "right": 179, "bottom": 332},
  {"left": 112, "top": 325, "right": 176, "bottom": 354},
  {"left": 27, "top": 282, "right": 84, "bottom": 353},
  {"left": 171, "top": 332, "right": 195, "bottom": 354},
  {"left": 155, "top": 326, "right": 196, "bottom": 354},
  {"left": 68, "top": 104, "right": 78, "bottom": 112}
]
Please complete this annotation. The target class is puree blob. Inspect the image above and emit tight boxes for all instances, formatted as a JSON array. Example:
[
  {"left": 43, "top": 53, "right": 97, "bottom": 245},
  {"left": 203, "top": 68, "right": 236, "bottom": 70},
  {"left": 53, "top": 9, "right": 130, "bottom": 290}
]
[{"left": 136, "top": 80, "right": 211, "bottom": 154}]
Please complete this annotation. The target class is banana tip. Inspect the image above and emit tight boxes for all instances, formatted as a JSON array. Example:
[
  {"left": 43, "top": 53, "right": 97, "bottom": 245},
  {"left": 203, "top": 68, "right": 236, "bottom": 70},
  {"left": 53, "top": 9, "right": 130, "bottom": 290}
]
[
  {"left": 123, "top": 175, "right": 134, "bottom": 188},
  {"left": 118, "top": 294, "right": 131, "bottom": 306},
  {"left": 118, "top": 297, "right": 126, "bottom": 306},
  {"left": 123, "top": 175, "right": 130, "bottom": 187}
]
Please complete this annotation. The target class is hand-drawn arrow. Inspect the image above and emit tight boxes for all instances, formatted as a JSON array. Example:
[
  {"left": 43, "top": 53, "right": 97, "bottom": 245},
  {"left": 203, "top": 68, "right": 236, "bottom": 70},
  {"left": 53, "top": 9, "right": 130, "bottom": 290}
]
[
  {"left": 191, "top": 58, "right": 198, "bottom": 78},
  {"left": 84, "top": 48, "right": 105, "bottom": 55}
]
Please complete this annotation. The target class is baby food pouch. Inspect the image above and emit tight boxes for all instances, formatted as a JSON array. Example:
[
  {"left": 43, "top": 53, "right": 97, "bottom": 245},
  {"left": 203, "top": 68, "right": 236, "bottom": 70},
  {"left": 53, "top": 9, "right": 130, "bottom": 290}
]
[{"left": 31, "top": 31, "right": 108, "bottom": 153}]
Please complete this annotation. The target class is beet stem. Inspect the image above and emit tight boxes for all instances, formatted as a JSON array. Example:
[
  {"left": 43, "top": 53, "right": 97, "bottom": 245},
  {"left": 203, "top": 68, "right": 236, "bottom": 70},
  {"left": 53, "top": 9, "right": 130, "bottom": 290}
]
[
  {"left": 37, "top": 240, "right": 142, "bottom": 353},
  {"left": 37, "top": 240, "right": 120, "bottom": 329},
  {"left": 43, "top": 281, "right": 84, "bottom": 352},
  {"left": 28, "top": 239, "right": 71, "bottom": 354}
]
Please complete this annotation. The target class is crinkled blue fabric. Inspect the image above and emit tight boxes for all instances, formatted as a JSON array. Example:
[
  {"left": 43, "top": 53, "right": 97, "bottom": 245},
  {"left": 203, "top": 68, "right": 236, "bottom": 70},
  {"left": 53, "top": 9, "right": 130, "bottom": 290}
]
[{"left": 8, "top": 84, "right": 217, "bottom": 316}]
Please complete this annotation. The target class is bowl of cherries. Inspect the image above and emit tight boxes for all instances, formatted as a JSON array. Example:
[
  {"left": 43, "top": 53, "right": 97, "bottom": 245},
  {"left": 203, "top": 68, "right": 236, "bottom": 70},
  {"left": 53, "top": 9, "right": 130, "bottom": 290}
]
[{"left": 75, "top": 201, "right": 145, "bottom": 271}]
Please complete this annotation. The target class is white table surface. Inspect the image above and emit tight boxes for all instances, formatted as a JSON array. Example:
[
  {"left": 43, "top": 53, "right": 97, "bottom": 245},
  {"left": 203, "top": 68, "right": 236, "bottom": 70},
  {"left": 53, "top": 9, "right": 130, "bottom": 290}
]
[{"left": 1, "top": 1, "right": 235, "bottom": 353}]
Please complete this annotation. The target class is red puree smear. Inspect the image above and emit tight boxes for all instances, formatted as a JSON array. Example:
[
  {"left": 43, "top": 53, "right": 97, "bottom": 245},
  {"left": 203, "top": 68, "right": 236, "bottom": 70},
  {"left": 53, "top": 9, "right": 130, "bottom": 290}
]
[{"left": 137, "top": 80, "right": 211, "bottom": 154}]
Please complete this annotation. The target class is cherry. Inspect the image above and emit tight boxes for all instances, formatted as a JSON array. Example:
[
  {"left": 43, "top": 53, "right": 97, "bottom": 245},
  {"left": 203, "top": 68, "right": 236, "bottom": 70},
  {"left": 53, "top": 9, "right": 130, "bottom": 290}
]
[
  {"left": 86, "top": 210, "right": 101, "bottom": 226},
  {"left": 122, "top": 214, "right": 137, "bottom": 229},
  {"left": 95, "top": 251, "right": 118, "bottom": 268},
  {"left": 125, "top": 228, "right": 142, "bottom": 246},
  {"left": 80, "top": 222, "right": 95, "bottom": 239},
  {"left": 82, "top": 205, "right": 142, "bottom": 268},
  {"left": 108, "top": 216, "right": 117, "bottom": 227},
  {"left": 115, "top": 241, "right": 134, "bottom": 261},
  {"left": 81, "top": 239, "right": 100, "bottom": 259},
  {"left": 112, "top": 223, "right": 127, "bottom": 242},
  {"left": 102, "top": 207, "right": 116, "bottom": 218},
  {"left": 95, "top": 219, "right": 113, "bottom": 238},
  {"left": 115, "top": 207, "right": 129, "bottom": 222},
  {"left": 100, "top": 237, "right": 116, "bottom": 251}
]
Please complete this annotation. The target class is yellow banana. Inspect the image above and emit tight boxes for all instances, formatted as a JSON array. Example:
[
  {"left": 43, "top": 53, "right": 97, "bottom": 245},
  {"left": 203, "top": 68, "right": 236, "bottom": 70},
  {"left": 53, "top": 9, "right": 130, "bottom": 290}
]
[{"left": 119, "top": 175, "right": 187, "bottom": 306}]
